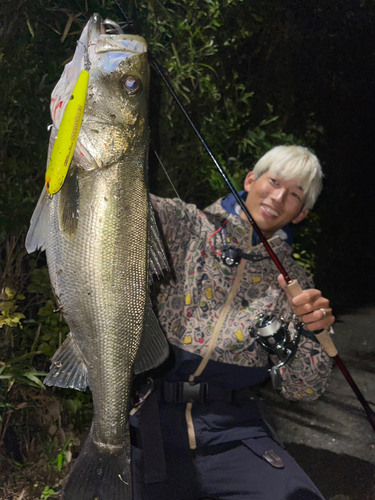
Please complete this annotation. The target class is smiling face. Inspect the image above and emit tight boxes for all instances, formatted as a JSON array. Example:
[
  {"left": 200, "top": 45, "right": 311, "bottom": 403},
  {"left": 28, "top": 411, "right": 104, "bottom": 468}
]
[{"left": 241, "top": 170, "right": 309, "bottom": 239}]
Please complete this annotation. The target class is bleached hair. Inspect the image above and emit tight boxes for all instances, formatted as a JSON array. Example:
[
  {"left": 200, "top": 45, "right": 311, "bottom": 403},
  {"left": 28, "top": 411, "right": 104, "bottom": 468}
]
[{"left": 253, "top": 145, "right": 323, "bottom": 210}]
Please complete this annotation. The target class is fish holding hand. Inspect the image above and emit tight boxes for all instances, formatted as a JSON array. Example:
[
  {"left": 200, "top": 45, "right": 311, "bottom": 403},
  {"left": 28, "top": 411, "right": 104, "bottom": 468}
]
[{"left": 26, "top": 13, "right": 169, "bottom": 500}]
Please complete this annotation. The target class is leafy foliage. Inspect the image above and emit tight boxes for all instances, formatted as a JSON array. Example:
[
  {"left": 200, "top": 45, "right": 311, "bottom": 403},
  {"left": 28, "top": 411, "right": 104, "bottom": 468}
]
[
  {"left": 0, "top": 287, "right": 26, "bottom": 329},
  {"left": 131, "top": 0, "right": 320, "bottom": 205},
  {"left": 292, "top": 212, "right": 322, "bottom": 276}
]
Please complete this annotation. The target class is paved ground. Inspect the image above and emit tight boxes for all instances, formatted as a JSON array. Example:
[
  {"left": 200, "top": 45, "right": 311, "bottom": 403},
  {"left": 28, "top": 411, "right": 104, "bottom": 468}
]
[{"left": 260, "top": 308, "right": 375, "bottom": 500}]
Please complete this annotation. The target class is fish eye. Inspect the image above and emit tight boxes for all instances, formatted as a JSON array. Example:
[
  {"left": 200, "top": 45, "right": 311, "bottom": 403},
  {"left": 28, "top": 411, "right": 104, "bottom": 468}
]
[{"left": 123, "top": 76, "right": 141, "bottom": 95}]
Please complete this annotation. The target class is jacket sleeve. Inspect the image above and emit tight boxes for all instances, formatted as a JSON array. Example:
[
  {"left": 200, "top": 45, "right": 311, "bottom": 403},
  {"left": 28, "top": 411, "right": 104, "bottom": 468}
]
[
  {"left": 150, "top": 194, "right": 210, "bottom": 261},
  {"left": 274, "top": 263, "right": 333, "bottom": 401}
]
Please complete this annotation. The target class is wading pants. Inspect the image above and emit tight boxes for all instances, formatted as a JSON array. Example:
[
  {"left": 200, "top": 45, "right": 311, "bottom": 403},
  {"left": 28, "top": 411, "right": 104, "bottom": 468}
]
[{"left": 131, "top": 436, "right": 325, "bottom": 500}]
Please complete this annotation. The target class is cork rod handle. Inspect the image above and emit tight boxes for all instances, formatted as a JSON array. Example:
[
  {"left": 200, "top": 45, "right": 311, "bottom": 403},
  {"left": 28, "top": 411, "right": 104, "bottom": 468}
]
[{"left": 286, "top": 279, "right": 338, "bottom": 357}]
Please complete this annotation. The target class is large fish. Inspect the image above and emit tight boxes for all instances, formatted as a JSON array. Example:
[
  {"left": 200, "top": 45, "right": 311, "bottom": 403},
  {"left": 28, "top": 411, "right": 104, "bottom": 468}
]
[{"left": 26, "top": 14, "right": 169, "bottom": 500}]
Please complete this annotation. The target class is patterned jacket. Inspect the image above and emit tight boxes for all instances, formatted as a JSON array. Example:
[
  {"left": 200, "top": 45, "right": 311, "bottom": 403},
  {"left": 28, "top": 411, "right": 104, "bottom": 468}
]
[{"left": 151, "top": 194, "right": 332, "bottom": 401}]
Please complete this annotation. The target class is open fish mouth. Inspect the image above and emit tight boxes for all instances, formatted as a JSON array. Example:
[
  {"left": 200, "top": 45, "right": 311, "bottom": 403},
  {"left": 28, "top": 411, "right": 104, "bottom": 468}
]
[
  {"left": 89, "top": 13, "right": 126, "bottom": 37},
  {"left": 88, "top": 13, "right": 147, "bottom": 55},
  {"left": 86, "top": 14, "right": 147, "bottom": 81},
  {"left": 100, "top": 18, "right": 127, "bottom": 35},
  {"left": 98, "top": 16, "right": 136, "bottom": 36}
]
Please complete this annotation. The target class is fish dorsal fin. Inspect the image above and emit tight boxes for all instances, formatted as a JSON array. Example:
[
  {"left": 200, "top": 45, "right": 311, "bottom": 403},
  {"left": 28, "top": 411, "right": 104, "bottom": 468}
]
[
  {"left": 25, "top": 188, "right": 50, "bottom": 254},
  {"left": 44, "top": 332, "right": 89, "bottom": 391},
  {"left": 58, "top": 168, "right": 80, "bottom": 241},
  {"left": 134, "top": 295, "right": 169, "bottom": 374},
  {"left": 149, "top": 199, "right": 169, "bottom": 281}
]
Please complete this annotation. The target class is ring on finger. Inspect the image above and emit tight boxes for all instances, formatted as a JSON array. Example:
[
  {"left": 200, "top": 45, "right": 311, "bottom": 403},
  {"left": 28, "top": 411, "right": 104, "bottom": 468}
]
[{"left": 319, "top": 308, "right": 326, "bottom": 319}]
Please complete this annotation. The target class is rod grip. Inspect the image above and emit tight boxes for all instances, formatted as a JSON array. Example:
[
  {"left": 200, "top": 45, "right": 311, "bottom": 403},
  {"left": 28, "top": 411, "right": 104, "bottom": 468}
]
[{"left": 285, "top": 279, "right": 338, "bottom": 358}]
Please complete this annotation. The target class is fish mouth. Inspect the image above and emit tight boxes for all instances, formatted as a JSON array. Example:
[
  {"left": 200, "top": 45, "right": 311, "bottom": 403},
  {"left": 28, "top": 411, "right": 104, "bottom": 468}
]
[
  {"left": 88, "top": 14, "right": 126, "bottom": 39},
  {"left": 82, "top": 115, "right": 122, "bottom": 127},
  {"left": 86, "top": 14, "right": 147, "bottom": 78},
  {"left": 88, "top": 14, "right": 147, "bottom": 55},
  {"left": 91, "top": 13, "right": 133, "bottom": 37},
  {"left": 83, "top": 115, "right": 113, "bottom": 124}
]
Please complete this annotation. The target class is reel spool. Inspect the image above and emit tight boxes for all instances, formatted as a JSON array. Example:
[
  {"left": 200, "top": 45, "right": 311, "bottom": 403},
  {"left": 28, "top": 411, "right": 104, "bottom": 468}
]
[{"left": 252, "top": 314, "right": 302, "bottom": 389}]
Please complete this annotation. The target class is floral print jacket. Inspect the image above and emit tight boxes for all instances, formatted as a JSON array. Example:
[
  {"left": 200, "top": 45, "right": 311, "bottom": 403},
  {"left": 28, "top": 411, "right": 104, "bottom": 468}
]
[{"left": 151, "top": 194, "right": 332, "bottom": 401}]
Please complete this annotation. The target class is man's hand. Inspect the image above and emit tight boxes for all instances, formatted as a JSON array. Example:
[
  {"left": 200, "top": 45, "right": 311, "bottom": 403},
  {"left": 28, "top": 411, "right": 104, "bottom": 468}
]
[{"left": 278, "top": 275, "right": 335, "bottom": 331}]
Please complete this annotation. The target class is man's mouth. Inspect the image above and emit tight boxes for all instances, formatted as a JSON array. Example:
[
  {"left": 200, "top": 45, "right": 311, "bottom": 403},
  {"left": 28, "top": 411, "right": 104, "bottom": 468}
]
[{"left": 262, "top": 205, "right": 280, "bottom": 218}]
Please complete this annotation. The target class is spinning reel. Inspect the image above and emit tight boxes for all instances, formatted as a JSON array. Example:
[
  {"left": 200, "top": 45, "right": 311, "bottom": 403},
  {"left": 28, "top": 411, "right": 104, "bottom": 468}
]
[{"left": 250, "top": 314, "right": 305, "bottom": 389}]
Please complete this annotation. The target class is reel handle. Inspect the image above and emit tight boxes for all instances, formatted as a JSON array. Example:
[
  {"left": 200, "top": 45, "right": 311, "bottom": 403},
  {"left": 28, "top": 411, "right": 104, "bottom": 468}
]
[{"left": 286, "top": 279, "right": 338, "bottom": 357}]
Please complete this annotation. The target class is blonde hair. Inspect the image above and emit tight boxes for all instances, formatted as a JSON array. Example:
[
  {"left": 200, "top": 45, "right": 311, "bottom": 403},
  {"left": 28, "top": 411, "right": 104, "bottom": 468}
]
[{"left": 253, "top": 145, "right": 323, "bottom": 210}]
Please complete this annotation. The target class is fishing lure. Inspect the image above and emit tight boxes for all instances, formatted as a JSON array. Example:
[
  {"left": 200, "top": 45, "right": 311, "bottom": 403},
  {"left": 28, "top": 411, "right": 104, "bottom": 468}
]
[{"left": 45, "top": 69, "right": 89, "bottom": 197}]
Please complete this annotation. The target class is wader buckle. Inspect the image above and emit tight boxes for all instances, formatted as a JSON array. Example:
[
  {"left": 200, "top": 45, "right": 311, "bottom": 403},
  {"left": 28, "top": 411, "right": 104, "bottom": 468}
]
[
  {"left": 181, "top": 381, "right": 208, "bottom": 403},
  {"left": 162, "top": 381, "right": 208, "bottom": 403}
]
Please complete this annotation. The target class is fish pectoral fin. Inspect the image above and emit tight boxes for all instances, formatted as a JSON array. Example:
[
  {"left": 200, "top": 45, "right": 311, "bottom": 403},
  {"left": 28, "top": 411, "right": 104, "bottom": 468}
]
[
  {"left": 149, "top": 199, "right": 169, "bottom": 280},
  {"left": 44, "top": 332, "right": 89, "bottom": 391},
  {"left": 25, "top": 188, "right": 50, "bottom": 253},
  {"left": 58, "top": 168, "right": 80, "bottom": 241},
  {"left": 134, "top": 296, "right": 169, "bottom": 374}
]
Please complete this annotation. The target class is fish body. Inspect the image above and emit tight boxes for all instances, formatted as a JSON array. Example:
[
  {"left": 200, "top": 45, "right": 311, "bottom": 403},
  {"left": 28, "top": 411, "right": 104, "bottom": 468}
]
[{"left": 26, "top": 14, "right": 168, "bottom": 500}]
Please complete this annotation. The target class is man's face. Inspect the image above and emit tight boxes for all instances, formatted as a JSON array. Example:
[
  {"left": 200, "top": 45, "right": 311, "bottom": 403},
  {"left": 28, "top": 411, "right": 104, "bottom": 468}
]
[{"left": 241, "top": 170, "right": 309, "bottom": 239}]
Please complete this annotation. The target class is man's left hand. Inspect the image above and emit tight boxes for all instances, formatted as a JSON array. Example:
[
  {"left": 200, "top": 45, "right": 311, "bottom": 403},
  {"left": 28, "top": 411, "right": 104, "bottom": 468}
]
[{"left": 278, "top": 275, "right": 335, "bottom": 331}]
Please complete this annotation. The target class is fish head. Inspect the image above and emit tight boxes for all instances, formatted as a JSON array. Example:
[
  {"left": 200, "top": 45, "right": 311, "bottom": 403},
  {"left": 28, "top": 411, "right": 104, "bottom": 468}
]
[
  {"left": 50, "top": 14, "right": 150, "bottom": 171},
  {"left": 81, "top": 29, "right": 150, "bottom": 169}
]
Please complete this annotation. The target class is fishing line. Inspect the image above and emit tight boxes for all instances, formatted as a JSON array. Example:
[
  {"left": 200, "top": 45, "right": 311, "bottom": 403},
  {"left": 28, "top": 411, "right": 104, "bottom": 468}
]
[
  {"left": 153, "top": 150, "right": 180, "bottom": 201},
  {"left": 114, "top": 0, "right": 131, "bottom": 24},
  {"left": 152, "top": 148, "right": 201, "bottom": 239}
]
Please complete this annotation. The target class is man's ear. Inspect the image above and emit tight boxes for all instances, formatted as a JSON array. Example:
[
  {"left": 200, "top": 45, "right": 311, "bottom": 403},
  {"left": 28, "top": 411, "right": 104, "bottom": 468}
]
[
  {"left": 244, "top": 171, "right": 256, "bottom": 192},
  {"left": 292, "top": 209, "right": 309, "bottom": 225}
]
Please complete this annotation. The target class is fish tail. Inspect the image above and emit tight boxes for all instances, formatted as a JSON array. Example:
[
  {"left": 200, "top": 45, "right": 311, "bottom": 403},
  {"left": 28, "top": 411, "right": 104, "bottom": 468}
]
[{"left": 62, "top": 430, "right": 132, "bottom": 500}]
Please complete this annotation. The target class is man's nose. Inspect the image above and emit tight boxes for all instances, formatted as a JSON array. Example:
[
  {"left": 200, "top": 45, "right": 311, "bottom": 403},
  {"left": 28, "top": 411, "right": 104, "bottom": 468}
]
[{"left": 271, "top": 188, "right": 287, "bottom": 203}]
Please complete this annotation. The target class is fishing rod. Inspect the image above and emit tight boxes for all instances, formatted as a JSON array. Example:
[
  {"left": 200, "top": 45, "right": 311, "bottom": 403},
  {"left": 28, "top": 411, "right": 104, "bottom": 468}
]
[{"left": 113, "top": 2, "right": 375, "bottom": 432}]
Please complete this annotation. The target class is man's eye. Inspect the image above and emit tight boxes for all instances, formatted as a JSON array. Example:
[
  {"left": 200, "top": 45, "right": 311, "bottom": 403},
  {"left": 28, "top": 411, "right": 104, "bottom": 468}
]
[
  {"left": 291, "top": 192, "right": 301, "bottom": 201},
  {"left": 270, "top": 178, "right": 278, "bottom": 185}
]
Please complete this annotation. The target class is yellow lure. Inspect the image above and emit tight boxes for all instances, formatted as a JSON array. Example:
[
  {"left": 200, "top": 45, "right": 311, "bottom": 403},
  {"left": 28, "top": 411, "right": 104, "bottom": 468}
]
[{"left": 45, "top": 69, "right": 89, "bottom": 197}]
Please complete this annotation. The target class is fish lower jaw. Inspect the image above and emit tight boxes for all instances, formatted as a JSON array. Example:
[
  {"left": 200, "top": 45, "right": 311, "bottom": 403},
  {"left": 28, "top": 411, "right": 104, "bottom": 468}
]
[{"left": 82, "top": 114, "right": 113, "bottom": 125}]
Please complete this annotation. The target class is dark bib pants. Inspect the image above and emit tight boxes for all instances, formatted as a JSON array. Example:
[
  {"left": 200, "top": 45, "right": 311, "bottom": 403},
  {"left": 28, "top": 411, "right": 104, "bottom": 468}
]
[{"left": 130, "top": 348, "right": 325, "bottom": 500}]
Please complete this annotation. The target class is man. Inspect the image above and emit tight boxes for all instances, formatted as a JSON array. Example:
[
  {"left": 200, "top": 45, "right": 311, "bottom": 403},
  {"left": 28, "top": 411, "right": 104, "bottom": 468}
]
[{"left": 131, "top": 145, "right": 334, "bottom": 500}]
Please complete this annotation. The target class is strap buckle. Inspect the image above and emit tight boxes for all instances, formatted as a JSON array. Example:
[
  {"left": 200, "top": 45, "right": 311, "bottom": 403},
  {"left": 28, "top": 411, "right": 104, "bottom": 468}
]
[
  {"left": 181, "top": 381, "right": 208, "bottom": 403},
  {"left": 162, "top": 381, "right": 208, "bottom": 403}
]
